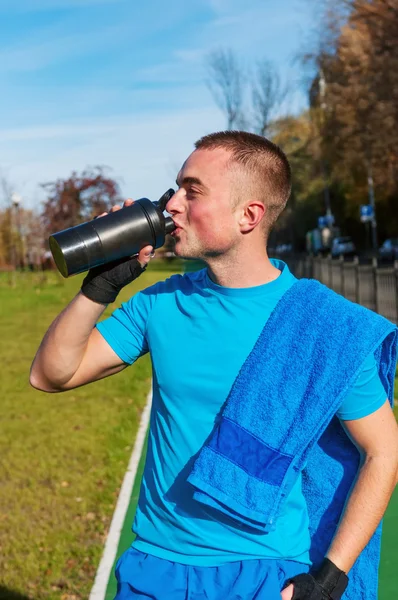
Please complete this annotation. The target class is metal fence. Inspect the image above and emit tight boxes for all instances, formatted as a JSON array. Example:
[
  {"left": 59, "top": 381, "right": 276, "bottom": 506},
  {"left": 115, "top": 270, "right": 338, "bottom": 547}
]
[{"left": 286, "top": 255, "right": 398, "bottom": 324}]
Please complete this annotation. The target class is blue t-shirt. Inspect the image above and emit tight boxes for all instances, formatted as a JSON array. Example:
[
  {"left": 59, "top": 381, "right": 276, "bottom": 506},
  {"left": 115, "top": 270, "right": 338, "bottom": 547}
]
[{"left": 96, "top": 260, "right": 387, "bottom": 567}]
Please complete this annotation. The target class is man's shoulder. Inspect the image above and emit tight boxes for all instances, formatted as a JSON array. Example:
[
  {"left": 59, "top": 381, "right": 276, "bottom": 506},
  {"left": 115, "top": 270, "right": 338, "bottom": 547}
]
[{"left": 289, "top": 279, "right": 396, "bottom": 336}]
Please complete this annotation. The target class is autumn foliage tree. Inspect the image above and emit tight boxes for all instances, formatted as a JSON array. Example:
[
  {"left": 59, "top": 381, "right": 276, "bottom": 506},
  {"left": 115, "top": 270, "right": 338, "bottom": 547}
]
[
  {"left": 41, "top": 167, "right": 122, "bottom": 236},
  {"left": 0, "top": 173, "right": 44, "bottom": 268},
  {"left": 307, "top": 0, "right": 398, "bottom": 241}
]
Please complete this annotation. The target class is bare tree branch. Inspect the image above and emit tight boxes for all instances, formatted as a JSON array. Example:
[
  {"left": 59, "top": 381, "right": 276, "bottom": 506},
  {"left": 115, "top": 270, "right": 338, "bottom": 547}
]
[
  {"left": 206, "top": 49, "right": 246, "bottom": 130},
  {"left": 251, "top": 60, "right": 289, "bottom": 136},
  {"left": 0, "top": 169, "right": 14, "bottom": 207}
]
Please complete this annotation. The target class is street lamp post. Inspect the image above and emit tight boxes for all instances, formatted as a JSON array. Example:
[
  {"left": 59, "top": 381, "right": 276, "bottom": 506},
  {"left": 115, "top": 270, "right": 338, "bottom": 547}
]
[
  {"left": 366, "top": 163, "right": 378, "bottom": 252},
  {"left": 11, "top": 192, "right": 23, "bottom": 269},
  {"left": 319, "top": 70, "right": 332, "bottom": 221}
]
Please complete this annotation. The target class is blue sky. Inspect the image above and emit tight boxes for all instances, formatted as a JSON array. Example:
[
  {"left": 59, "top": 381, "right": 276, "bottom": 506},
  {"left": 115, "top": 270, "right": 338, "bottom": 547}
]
[{"left": 0, "top": 0, "right": 315, "bottom": 210}]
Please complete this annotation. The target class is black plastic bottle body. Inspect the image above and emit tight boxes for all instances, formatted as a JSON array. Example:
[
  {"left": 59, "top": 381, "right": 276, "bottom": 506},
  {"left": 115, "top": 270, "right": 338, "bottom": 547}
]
[{"left": 49, "top": 198, "right": 175, "bottom": 278}]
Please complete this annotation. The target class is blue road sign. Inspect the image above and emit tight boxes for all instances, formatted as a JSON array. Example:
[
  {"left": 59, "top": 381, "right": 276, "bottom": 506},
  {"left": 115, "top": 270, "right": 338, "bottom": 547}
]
[
  {"left": 318, "top": 214, "right": 334, "bottom": 228},
  {"left": 360, "top": 205, "right": 374, "bottom": 222},
  {"left": 325, "top": 213, "right": 335, "bottom": 226}
]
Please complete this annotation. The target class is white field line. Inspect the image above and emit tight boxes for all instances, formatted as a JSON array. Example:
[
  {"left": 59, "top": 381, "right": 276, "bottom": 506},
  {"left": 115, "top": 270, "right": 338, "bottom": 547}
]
[{"left": 89, "top": 388, "right": 152, "bottom": 600}]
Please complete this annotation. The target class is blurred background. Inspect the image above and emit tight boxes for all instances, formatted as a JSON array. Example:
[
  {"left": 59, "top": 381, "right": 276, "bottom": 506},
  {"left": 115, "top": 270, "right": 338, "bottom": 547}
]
[{"left": 0, "top": 1, "right": 397, "bottom": 599}]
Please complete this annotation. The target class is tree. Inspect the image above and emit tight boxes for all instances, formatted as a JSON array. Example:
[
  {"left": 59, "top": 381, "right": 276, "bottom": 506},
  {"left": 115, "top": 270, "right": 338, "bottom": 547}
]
[
  {"left": 41, "top": 167, "right": 122, "bottom": 235},
  {"left": 251, "top": 60, "right": 289, "bottom": 137},
  {"left": 270, "top": 112, "right": 328, "bottom": 249},
  {"left": 0, "top": 172, "right": 20, "bottom": 267},
  {"left": 303, "top": 0, "right": 398, "bottom": 244},
  {"left": 206, "top": 49, "right": 246, "bottom": 129},
  {"left": 0, "top": 204, "right": 44, "bottom": 269}
]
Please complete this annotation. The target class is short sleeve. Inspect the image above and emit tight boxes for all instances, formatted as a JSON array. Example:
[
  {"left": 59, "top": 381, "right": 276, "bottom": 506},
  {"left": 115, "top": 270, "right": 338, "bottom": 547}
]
[
  {"left": 96, "top": 288, "right": 157, "bottom": 365},
  {"left": 336, "top": 352, "right": 388, "bottom": 421}
]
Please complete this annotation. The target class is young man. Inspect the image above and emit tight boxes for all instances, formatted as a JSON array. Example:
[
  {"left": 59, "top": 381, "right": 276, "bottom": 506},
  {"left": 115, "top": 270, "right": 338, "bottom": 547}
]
[{"left": 30, "top": 132, "right": 398, "bottom": 600}]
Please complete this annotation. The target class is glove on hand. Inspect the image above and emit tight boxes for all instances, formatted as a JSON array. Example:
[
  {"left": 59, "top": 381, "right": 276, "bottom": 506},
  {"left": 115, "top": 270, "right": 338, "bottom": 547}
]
[
  {"left": 287, "top": 559, "right": 348, "bottom": 600},
  {"left": 81, "top": 255, "right": 147, "bottom": 305}
]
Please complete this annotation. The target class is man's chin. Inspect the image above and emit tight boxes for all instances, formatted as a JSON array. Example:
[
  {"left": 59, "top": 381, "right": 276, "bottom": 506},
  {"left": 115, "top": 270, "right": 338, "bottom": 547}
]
[
  {"left": 173, "top": 242, "right": 197, "bottom": 260},
  {"left": 174, "top": 247, "right": 202, "bottom": 261}
]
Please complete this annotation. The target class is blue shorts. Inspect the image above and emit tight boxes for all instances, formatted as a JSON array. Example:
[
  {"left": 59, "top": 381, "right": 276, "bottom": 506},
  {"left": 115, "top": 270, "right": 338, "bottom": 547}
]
[{"left": 114, "top": 546, "right": 309, "bottom": 600}]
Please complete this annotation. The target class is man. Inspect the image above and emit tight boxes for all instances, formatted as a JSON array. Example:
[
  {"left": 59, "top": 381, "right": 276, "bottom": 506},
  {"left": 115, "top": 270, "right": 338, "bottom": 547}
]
[{"left": 30, "top": 131, "right": 398, "bottom": 600}]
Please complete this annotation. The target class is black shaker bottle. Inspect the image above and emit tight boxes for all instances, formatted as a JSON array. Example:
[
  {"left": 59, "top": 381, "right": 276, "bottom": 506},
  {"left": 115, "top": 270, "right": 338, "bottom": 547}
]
[{"left": 49, "top": 189, "right": 176, "bottom": 278}]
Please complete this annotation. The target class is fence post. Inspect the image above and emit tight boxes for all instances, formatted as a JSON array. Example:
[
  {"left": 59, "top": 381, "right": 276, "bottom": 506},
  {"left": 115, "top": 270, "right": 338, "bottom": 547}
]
[
  {"left": 354, "top": 256, "right": 360, "bottom": 304},
  {"left": 340, "top": 255, "right": 344, "bottom": 296},
  {"left": 309, "top": 255, "right": 314, "bottom": 279},
  {"left": 327, "top": 254, "right": 332, "bottom": 288},
  {"left": 372, "top": 257, "right": 378, "bottom": 313},
  {"left": 395, "top": 260, "right": 398, "bottom": 324}
]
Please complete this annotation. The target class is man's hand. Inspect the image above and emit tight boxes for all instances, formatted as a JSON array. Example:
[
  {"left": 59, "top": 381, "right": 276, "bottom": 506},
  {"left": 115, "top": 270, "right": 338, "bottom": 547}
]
[
  {"left": 81, "top": 199, "right": 155, "bottom": 305},
  {"left": 96, "top": 199, "right": 154, "bottom": 268},
  {"left": 280, "top": 559, "right": 348, "bottom": 600}
]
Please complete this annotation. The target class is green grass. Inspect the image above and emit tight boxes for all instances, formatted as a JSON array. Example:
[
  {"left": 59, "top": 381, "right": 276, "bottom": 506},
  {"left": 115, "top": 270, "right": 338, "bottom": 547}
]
[
  {"left": 379, "top": 488, "right": 398, "bottom": 599},
  {"left": 0, "top": 263, "right": 181, "bottom": 600}
]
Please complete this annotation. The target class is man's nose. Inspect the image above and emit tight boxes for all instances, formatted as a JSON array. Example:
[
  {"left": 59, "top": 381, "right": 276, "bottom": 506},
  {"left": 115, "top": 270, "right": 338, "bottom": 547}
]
[{"left": 166, "top": 189, "right": 185, "bottom": 214}]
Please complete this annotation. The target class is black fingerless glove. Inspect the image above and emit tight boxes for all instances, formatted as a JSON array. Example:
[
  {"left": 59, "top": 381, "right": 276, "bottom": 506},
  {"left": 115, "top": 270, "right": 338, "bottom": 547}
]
[
  {"left": 81, "top": 255, "right": 147, "bottom": 305},
  {"left": 287, "top": 558, "right": 349, "bottom": 600}
]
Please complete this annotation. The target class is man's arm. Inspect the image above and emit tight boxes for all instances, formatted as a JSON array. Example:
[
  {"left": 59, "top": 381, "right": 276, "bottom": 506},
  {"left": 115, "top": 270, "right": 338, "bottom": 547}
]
[
  {"left": 30, "top": 292, "right": 127, "bottom": 392},
  {"left": 30, "top": 199, "right": 154, "bottom": 393},
  {"left": 281, "top": 399, "right": 398, "bottom": 599},
  {"left": 325, "top": 399, "right": 398, "bottom": 572}
]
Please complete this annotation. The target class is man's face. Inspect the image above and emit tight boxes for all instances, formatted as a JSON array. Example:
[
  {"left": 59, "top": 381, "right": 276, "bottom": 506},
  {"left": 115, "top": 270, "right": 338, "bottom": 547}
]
[{"left": 165, "top": 148, "right": 241, "bottom": 259}]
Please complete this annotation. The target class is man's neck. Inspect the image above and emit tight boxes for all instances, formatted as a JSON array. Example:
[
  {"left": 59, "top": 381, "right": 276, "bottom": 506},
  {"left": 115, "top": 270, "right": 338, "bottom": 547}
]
[{"left": 205, "top": 248, "right": 281, "bottom": 289}]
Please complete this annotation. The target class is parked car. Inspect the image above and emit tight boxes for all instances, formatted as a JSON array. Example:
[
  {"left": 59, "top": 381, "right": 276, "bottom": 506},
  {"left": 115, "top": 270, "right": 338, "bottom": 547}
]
[
  {"left": 379, "top": 238, "right": 398, "bottom": 262},
  {"left": 331, "top": 236, "right": 356, "bottom": 257},
  {"left": 275, "top": 243, "right": 293, "bottom": 255}
]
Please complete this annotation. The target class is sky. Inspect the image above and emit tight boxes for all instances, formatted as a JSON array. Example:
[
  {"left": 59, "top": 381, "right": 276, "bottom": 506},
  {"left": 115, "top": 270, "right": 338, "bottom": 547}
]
[{"left": 0, "top": 0, "right": 316, "bottom": 211}]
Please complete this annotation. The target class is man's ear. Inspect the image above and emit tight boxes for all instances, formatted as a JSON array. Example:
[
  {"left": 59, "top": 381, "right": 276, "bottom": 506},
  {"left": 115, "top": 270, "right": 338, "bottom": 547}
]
[{"left": 238, "top": 201, "right": 265, "bottom": 233}]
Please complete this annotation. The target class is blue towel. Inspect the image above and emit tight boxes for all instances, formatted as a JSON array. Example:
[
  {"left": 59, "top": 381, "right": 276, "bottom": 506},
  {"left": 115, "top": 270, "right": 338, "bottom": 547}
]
[{"left": 187, "top": 279, "right": 397, "bottom": 600}]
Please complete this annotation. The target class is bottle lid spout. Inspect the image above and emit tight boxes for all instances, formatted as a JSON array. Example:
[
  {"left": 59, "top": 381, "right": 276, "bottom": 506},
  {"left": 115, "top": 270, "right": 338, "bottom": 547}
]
[
  {"left": 164, "top": 216, "right": 176, "bottom": 234},
  {"left": 156, "top": 188, "right": 175, "bottom": 212}
]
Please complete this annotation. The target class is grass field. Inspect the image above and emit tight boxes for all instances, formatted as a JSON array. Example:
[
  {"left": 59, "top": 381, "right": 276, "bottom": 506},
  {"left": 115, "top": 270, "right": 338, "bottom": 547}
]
[
  {"left": 0, "top": 263, "right": 181, "bottom": 600},
  {"left": 0, "top": 263, "right": 396, "bottom": 599}
]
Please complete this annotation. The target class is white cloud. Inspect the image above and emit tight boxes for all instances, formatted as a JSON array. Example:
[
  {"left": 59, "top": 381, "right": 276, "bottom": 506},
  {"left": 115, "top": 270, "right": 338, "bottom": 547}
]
[
  {"left": 0, "top": 106, "right": 225, "bottom": 210},
  {"left": 205, "top": 0, "right": 242, "bottom": 15},
  {"left": 173, "top": 48, "right": 208, "bottom": 63},
  {"left": 0, "top": 122, "right": 117, "bottom": 143},
  {"left": 0, "top": 81, "right": 211, "bottom": 130}
]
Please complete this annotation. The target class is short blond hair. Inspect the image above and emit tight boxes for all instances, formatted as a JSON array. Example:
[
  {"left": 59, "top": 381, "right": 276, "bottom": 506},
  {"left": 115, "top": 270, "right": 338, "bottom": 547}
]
[{"left": 195, "top": 131, "right": 291, "bottom": 234}]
